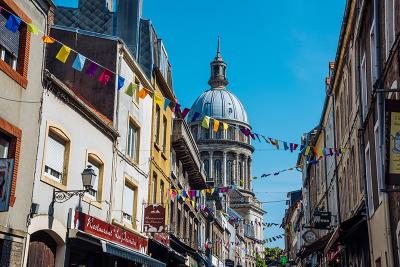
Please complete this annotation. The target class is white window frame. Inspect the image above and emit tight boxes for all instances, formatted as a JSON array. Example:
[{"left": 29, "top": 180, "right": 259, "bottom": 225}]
[
  {"left": 385, "top": 0, "right": 396, "bottom": 58},
  {"left": 44, "top": 133, "right": 66, "bottom": 184},
  {"left": 122, "top": 182, "right": 136, "bottom": 224},
  {"left": 127, "top": 121, "right": 139, "bottom": 162},
  {"left": 374, "top": 122, "right": 384, "bottom": 203},
  {"left": 361, "top": 54, "right": 368, "bottom": 120},
  {"left": 365, "top": 143, "right": 375, "bottom": 216},
  {"left": 0, "top": 45, "right": 17, "bottom": 70}
]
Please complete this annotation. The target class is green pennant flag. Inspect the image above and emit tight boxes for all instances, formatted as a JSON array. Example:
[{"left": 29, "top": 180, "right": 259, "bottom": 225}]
[{"left": 125, "top": 83, "right": 137, "bottom": 97}]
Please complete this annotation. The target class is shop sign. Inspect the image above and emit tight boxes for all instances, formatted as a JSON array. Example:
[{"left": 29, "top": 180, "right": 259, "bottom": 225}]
[
  {"left": 153, "top": 232, "right": 170, "bottom": 246},
  {"left": 143, "top": 204, "right": 165, "bottom": 233},
  {"left": 74, "top": 211, "right": 148, "bottom": 252},
  {"left": 313, "top": 211, "right": 331, "bottom": 229},
  {"left": 0, "top": 159, "right": 14, "bottom": 212},
  {"left": 386, "top": 99, "right": 400, "bottom": 185}
]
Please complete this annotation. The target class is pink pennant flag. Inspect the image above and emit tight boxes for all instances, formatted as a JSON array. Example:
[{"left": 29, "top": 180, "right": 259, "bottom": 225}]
[
  {"left": 181, "top": 108, "right": 190, "bottom": 119},
  {"left": 98, "top": 69, "right": 113, "bottom": 85}
]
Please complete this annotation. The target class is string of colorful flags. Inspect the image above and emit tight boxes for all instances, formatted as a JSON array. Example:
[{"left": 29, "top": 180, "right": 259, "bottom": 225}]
[
  {"left": 263, "top": 234, "right": 285, "bottom": 243},
  {"left": 0, "top": 6, "right": 347, "bottom": 154}
]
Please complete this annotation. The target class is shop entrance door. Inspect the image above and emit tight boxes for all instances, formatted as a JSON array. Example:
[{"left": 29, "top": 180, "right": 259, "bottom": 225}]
[{"left": 27, "top": 231, "right": 57, "bottom": 267}]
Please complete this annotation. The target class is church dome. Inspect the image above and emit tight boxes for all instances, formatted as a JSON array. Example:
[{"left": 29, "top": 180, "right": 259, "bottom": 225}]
[
  {"left": 190, "top": 88, "right": 248, "bottom": 124},
  {"left": 189, "top": 37, "right": 249, "bottom": 124}
]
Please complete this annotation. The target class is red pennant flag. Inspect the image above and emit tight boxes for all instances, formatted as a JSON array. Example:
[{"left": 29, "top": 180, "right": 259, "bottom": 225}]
[{"left": 98, "top": 69, "right": 113, "bottom": 85}]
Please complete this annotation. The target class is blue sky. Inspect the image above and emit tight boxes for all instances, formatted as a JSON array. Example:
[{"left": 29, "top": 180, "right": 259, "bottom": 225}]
[{"left": 55, "top": 0, "right": 345, "bottom": 248}]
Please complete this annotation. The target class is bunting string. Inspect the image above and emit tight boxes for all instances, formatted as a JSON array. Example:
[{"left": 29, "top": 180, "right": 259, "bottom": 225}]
[{"left": 0, "top": 6, "right": 347, "bottom": 155}]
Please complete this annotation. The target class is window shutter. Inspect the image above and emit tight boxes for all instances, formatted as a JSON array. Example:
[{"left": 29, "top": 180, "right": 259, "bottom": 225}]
[
  {"left": 0, "top": 13, "right": 20, "bottom": 57},
  {"left": 123, "top": 185, "right": 134, "bottom": 216},
  {"left": 46, "top": 135, "right": 65, "bottom": 174}
]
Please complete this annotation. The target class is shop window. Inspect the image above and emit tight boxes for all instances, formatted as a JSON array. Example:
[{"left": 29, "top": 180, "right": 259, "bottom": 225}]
[
  {"left": 44, "top": 129, "right": 69, "bottom": 184},
  {"left": 127, "top": 120, "right": 139, "bottom": 163},
  {"left": 162, "top": 116, "right": 167, "bottom": 153},
  {"left": 154, "top": 105, "right": 161, "bottom": 144},
  {"left": 86, "top": 154, "right": 103, "bottom": 201},
  {"left": 123, "top": 181, "right": 137, "bottom": 229},
  {"left": 0, "top": 2, "right": 30, "bottom": 88}
]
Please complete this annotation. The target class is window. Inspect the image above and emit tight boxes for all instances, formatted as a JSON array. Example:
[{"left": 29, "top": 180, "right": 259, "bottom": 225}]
[
  {"left": 227, "top": 160, "right": 233, "bottom": 184},
  {"left": 162, "top": 117, "right": 167, "bottom": 153},
  {"left": 370, "top": 23, "right": 377, "bottom": 85},
  {"left": 155, "top": 105, "right": 161, "bottom": 144},
  {"left": 239, "top": 161, "right": 243, "bottom": 187},
  {"left": 0, "top": 12, "right": 20, "bottom": 70},
  {"left": 86, "top": 155, "right": 103, "bottom": 201},
  {"left": 374, "top": 123, "right": 383, "bottom": 202},
  {"left": 0, "top": 133, "right": 10, "bottom": 158},
  {"left": 201, "top": 127, "right": 209, "bottom": 139},
  {"left": 214, "top": 160, "right": 222, "bottom": 185},
  {"left": 365, "top": 144, "right": 374, "bottom": 216},
  {"left": 44, "top": 131, "right": 68, "bottom": 183},
  {"left": 214, "top": 129, "right": 222, "bottom": 139},
  {"left": 361, "top": 54, "right": 368, "bottom": 119},
  {"left": 152, "top": 173, "right": 157, "bottom": 204},
  {"left": 183, "top": 212, "right": 187, "bottom": 240},
  {"left": 385, "top": 0, "right": 395, "bottom": 58},
  {"left": 170, "top": 200, "right": 174, "bottom": 226},
  {"left": 123, "top": 181, "right": 137, "bottom": 228},
  {"left": 160, "top": 180, "right": 165, "bottom": 204},
  {"left": 127, "top": 121, "right": 139, "bottom": 163},
  {"left": 177, "top": 207, "right": 181, "bottom": 237},
  {"left": 227, "top": 127, "right": 235, "bottom": 140}
]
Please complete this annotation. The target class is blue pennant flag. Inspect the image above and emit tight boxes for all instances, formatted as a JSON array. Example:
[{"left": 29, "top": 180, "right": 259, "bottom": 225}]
[
  {"left": 164, "top": 98, "right": 171, "bottom": 110},
  {"left": 191, "top": 112, "right": 200, "bottom": 122},
  {"left": 117, "top": 76, "right": 125, "bottom": 91},
  {"left": 72, "top": 54, "right": 86, "bottom": 72},
  {"left": 5, "top": 14, "right": 21, "bottom": 33}
]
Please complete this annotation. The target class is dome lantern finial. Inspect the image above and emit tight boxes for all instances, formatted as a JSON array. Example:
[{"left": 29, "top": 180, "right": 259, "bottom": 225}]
[{"left": 208, "top": 36, "right": 228, "bottom": 88}]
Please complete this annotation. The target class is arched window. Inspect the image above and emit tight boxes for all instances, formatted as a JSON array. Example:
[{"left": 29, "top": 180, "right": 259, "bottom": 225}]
[
  {"left": 227, "top": 160, "right": 234, "bottom": 185},
  {"left": 227, "top": 127, "right": 235, "bottom": 140},
  {"left": 239, "top": 161, "right": 243, "bottom": 187},
  {"left": 214, "top": 160, "right": 222, "bottom": 185},
  {"left": 203, "top": 160, "right": 210, "bottom": 180},
  {"left": 201, "top": 127, "right": 210, "bottom": 140}
]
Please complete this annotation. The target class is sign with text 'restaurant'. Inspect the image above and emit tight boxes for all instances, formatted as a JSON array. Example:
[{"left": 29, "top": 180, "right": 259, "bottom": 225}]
[
  {"left": 74, "top": 211, "right": 148, "bottom": 252},
  {"left": 143, "top": 204, "right": 165, "bottom": 233},
  {"left": 386, "top": 100, "right": 400, "bottom": 185}
]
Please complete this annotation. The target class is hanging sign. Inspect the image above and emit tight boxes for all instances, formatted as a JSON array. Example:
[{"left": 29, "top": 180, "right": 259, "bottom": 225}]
[
  {"left": 143, "top": 204, "right": 166, "bottom": 233},
  {"left": 0, "top": 159, "right": 14, "bottom": 212},
  {"left": 386, "top": 99, "right": 400, "bottom": 185}
]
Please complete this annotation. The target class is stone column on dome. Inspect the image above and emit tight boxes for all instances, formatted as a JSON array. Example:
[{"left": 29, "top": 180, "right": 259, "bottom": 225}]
[
  {"left": 222, "top": 152, "right": 227, "bottom": 186},
  {"left": 209, "top": 151, "right": 214, "bottom": 182},
  {"left": 243, "top": 155, "right": 248, "bottom": 190},
  {"left": 248, "top": 157, "right": 252, "bottom": 191}
]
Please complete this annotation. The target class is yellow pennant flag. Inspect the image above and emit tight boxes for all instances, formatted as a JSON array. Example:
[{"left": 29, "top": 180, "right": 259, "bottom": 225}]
[
  {"left": 201, "top": 116, "right": 210, "bottom": 129},
  {"left": 42, "top": 35, "right": 55, "bottom": 44},
  {"left": 28, "top": 23, "right": 39, "bottom": 34},
  {"left": 210, "top": 188, "right": 215, "bottom": 194},
  {"left": 222, "top": 122, "right": 229, "bottom": 131},
  {"left": 56, "top": 45, "right": 71, "bottom": 63},
  {"left": 137, "top": 88, "right": 148, "bottom": 99},
  {"left": 213, "top": 119, "right": 220, "bottom": 132},
  {"left": 305, "top": 146, "right": 311, "bottom": 156},
  {"left": 154, "top": 94, "right": 164, "bottom": 106}
]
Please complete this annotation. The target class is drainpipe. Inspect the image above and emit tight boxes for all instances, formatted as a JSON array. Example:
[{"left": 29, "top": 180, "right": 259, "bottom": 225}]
[{"left": 374, "top": 0, "right": 395, "bottom": 265}]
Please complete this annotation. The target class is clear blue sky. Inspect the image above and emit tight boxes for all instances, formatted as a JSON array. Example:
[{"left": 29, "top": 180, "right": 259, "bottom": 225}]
[{"left": 55, "top": 0, "right": 345, "bottom": 248}]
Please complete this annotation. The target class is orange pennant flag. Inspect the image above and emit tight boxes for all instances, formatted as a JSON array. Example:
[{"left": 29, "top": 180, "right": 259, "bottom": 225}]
[
  {"left": 213, "top": 119, "right": 220, "bottom": 132},
  {"left": 137, "top": 88, "right": 148, "bottom": 99},
  {"left": 42, "top": 35, "right": 55, "bottom": 44}
]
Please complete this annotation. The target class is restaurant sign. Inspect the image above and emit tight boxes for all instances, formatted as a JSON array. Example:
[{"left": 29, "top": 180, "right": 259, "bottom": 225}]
[
  {"left": 143, "top": 204, "right": 165, "bottom": 233},
  {"left": 74, "top": 211, "right": 148, "bottom": 252},
  {"left": 386, "top": 99, "right": 400, "bottom": 185}
]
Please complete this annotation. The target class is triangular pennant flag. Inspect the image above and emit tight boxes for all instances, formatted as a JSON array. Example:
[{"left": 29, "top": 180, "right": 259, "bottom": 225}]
[
  {"left": 283, "top": 142, "right": 289, "bottom": 150},
  {"left": 222, "top": 122, "right": 229, "bottom": 131},
  {"left": 181, "top": 108, "right": 190, "bottom": 119},
  {"left": 5, "top": 14, "right": 21, "bottom": 33},
  {"left": 56, "top": 45, "right": 71, "bottom": 63},
  {"left": 155, "top": 94, "right": 164, "bottom": 106},
  {"left": 137, "top": 88, "right": 148, "bottom": 99},
  {"left": 72, "top": 54, "right": 86, "bottom": 71},
  {"left": 117, "top": 76, "right": 125, "bottom": 90},
  {"left": 125, "top": 83, "right": 138, "bottom": 97},
  {"left": 27, "top": 23, "right": 39, "bottom": 34},
  {"left": 42, "top": 35, "right": 55, "bottom": 44},
  {"left": 174, "top": 103, "right": 181, "bottom": 115},
  {"left": 201, "top": 116, "right": 210, "bottom": 129},
  {"left": 254, "top": 133, "right": 261, "bottom": 142},
  {"left": 98, "top": 69, "right": 113, "bottom": 85},
  {"left": 322, "top": 148, "right": 327, "bottom": 156},
  {"left": 163, "top": 99, "right": 171, "bottom": 110},
  {"left": 305, "top": 146, "right": 311, "bottom": 156},
  {"left": 299, "top": 144, "right": 305, "bottom": 152},
  {"left": 262, "top": 135, "right": 270, "bottom": 144},
  {"left": 86, "top": 62, "right": 98, "bottom": 77},
  {"left": 240, "top": 127, "right": 251, "bottom": 136},
  {"left": 340, "top": 148, "right": 346, "bottom": 154},
  {"left": 213, "top": 119, "right": 220, "bottom": 132}
]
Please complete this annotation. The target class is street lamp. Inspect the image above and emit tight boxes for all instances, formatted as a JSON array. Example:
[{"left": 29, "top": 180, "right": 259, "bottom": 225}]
[{"left": 52, "top": 165, "right": 96, "bottom": 203}]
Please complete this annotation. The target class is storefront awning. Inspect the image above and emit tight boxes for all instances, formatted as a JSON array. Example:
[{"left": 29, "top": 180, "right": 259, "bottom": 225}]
[
  {"left": 298, "top": 232, "right": 333, "bottom": 259},
  {"left": 101, "top": 241, "right": 166, "bottom": 267}
]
